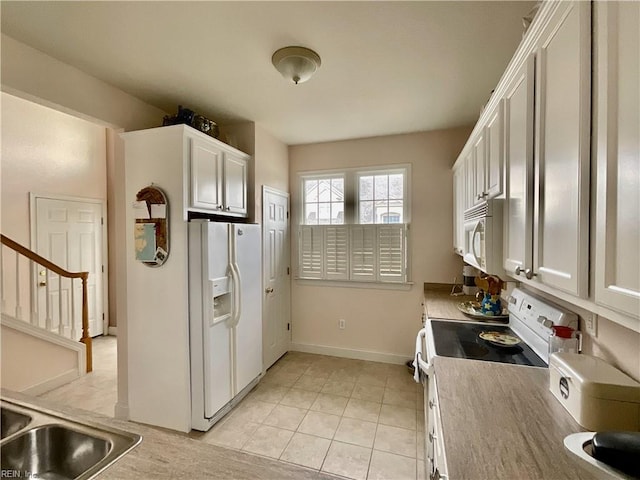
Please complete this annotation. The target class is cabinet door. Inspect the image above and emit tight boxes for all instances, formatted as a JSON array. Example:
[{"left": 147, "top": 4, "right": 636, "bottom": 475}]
[
  {"left": 485, "top": 102, "right": 504, "bottom": 199},
  {"left": 452, "top": 161, "right": 465, "bottom": 255},
  {"left": 223, "top": 151, "right": 248, "bottom": 216},
  {"left": 533, "top": 0, "right": 590, "bottom": 297},
  {"left": 190, "top": 137, "right": 223, "bottom": 211},
  {"left": 594, "top": 1, "right": 640, "bottom": 318},
  {"left": 463, "top": 150, "right": 474, "bottom": 211},
  {"left": 503, "top": 56, "right": 535, "bottom": 276},
  {"left": 472, "top": 133, "right": 487, "bottom": 205}
]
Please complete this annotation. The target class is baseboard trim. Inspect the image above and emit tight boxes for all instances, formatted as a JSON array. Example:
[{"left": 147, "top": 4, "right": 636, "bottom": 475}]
[
  {"left": 108, "top": 326, "right": 117, "bottom": 336},
  {"left": 22, "top": 368, "right": 79, "bottom": 396},
  {"left": 289, "top": 342, "right": 409, "bottom": 365}
]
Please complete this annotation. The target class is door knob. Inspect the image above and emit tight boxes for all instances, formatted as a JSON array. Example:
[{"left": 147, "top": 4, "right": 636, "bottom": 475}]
[{"left": 265, "top": 287, "right": 274, "bottom": 294}]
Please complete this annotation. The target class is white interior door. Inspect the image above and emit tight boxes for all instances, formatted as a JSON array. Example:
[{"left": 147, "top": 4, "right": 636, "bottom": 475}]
[
  {"left": 262, "top": 187, "right": 290, "bottom": 370},
  {"left": 34, "top": 196, "right": 104, "bottom": 339}
]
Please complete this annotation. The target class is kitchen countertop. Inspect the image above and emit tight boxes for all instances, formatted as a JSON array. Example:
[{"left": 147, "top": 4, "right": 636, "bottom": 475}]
[
  {"left": 1, "top": 390, "right": 338, "bottom": 480},
  {"left": 422, "top": 284, "right": 598, "bottom": 479},
  {"left": 423, "top": 283, "right": 478, "bottom": 321},
  {"left": 433, "top": 358, "right": 598, "bottom": 480}
]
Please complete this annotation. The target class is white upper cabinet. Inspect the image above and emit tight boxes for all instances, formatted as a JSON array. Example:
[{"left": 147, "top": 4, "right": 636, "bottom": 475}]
[
  {"left": 593, "top": 1, "right": 640, "bottom": 320},
  {"left": 190, "top": 136, "right": 223, "bottom": 211},
  {"left": 122, "top": 125, "right": 249, "bottom": 221},
  {"left": 531, "top": 0, "right": 591, "bottom": 297},
  {"left": 485, "top": 102, "right": 504, "bottom": 199},
  {"left": 189, "top": 131, "right": 249, "bottom": 217},
  {"left": 223, "top": 150, "right": 248, "bottom": 216},
  {"left": 452, "top": 160, "right": 465, "bottom": 256},
  {"left": 503, "top": 55, "right": 535, "bottom": 278},
  {"left": 472, "top": 133, "right": 487, "bottom": 205}
]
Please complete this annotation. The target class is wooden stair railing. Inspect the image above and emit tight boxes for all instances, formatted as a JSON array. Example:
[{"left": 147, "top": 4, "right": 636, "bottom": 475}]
[{"left": 0, "top": 234, "right": 92, "bottom": 372}]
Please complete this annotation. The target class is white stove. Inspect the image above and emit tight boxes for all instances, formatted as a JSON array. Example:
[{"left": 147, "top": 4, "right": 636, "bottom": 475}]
[
  {"left": 414, "top": 287, "right": 580, "bottom": 480},
  {"left": 417, "top": 287, "right": 579, "bottom": 371}
]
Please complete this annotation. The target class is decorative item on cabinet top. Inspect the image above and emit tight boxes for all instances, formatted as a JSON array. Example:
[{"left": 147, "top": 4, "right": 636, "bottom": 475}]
[
  {"left": 133, "top": 184, "right": 169, "bottom": 267},
  {"left": 162, "top": 105, "right": 219, "bottom": 139}
]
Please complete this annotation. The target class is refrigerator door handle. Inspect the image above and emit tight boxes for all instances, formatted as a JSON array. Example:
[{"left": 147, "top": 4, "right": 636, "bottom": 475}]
[{"left": 229, "top": 262, "right": 241, "bottom": 327}]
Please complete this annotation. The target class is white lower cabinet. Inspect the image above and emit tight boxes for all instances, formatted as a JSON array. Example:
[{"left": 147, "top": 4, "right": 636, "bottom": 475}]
[
  {"left": 426, "top": 374, "right": 448, "bottom": 480},
  {"left": 593, "top": 1, "right": 640, "bottom": 319}
]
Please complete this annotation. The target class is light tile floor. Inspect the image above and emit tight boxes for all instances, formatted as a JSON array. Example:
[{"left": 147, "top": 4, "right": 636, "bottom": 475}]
[
  {"left": 37, "top": 340, "right": 425, "bottom": 480},
  {"left": 38, "top": 335, "right": 118, "bottom": 417},
  {"left": 192, "top": 352, "right": 425, "bottom": 480}
]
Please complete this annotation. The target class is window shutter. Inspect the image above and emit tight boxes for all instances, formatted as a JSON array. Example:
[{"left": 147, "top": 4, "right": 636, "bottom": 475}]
[
  {"left": 350, "top": 225, "right": 376, "bottom": 280},
  {"left": 324, "top": 226, "right": 349, "bottom": 280},
  {"left": 377, "top": 225, "right": 406, "bottom": 282},
  {"left": 299, "top": 226, "right": 323, "bottom": 278}
]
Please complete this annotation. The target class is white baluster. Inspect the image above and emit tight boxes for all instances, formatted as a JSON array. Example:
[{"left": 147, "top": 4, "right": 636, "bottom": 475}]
[
  {"left": 45, "top": 268, "right": 52, "bottom": 331},
  {"left": 70, "top": 278, "right": 77, "bottom": 341},
  {"left": 58, "top": 274, "right": 64, "bottom": 336},
  {"left": 29, "top": 260, "right": 39, "bottom": 326},
  {"left": 15, "top": 252, "right": 23, "bottom": 320}
]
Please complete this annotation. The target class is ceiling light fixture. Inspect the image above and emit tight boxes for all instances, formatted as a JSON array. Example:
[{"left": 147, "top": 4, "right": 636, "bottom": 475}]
[{"left": 272, "top": 46, "right": 321, "bottom": 85}]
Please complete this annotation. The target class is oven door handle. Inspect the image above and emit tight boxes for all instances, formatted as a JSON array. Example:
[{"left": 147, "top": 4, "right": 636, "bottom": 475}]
[{"left": 414, "top": 328, "right": 432, "bottom": 382}]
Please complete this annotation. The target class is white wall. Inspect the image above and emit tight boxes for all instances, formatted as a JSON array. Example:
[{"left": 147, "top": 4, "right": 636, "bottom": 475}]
[
  {"left": 1, "top": 92, "right": 108, "bottom": 322},
  {"left": 219, "top": 122, "right": 289, "bottom": 222},
  {"left": 289, "top": 127, "right": 471, "bottom": 361},
  {"left": 1, "top": 35, "right": 168, "bottom": 419},
  {"left": 1, "top": 324, "right": 79, "bottom": 393},
  {"left": 255, "top": 124, "right": 289, "bottom": 220}
]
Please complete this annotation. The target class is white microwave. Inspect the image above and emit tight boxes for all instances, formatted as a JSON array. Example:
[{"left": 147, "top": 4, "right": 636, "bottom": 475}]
[{"left": 463, "top": 200, "right": 504, "bottom": 276}]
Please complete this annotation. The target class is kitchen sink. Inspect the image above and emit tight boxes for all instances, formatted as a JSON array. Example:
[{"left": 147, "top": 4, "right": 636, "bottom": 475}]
[
  {"left": 1, "top": 407, "right": 32, "bottom": 439},
  {"left": 0, "top": 399, "right": 142, "bottom": 480}
]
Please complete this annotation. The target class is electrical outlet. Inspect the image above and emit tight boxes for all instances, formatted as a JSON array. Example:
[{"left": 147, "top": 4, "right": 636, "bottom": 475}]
[
  {"left": 339, "top": 319, "right": 346, "bottom": 330},
  {"left": 584, "top": 312, "right": 598, "bottom": 337}
]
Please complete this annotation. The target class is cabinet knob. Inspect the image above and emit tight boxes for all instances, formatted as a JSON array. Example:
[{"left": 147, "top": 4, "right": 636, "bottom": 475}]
[
  {"left": 216, "top": 205, "right": 222, "bottom": 210},
  {"left": 265, "top": 287, "right": 274, "bottom": 294},
  {"left": 428, "top": 431, "right": 437, "bottom": 443},
  {"left": 514, "top": 266, "right": 524, "bottom": 276},
  {"left": 428, "top": 399, "right": 435, "bottom": 409},
  {"left": 524, "top": 268, "right": 537, "bottom": 280},
  {"left": 225, "top": 206, "right": 231, "bottom": 211}
]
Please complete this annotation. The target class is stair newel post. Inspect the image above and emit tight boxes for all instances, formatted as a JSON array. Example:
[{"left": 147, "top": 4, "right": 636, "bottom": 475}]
[{"left": 80, "top": 272, "right": 92, "bottom": 373}]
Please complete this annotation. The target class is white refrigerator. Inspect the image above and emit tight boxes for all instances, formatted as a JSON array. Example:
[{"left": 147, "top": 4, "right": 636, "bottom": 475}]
[{"left": 188, "top": 220, "right": 263, "bottom": 431}]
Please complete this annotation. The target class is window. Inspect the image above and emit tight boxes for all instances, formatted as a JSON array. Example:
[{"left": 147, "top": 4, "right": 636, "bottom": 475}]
[
  {"left": 298, "top": 166, "right": 410, "bottom": 284},
  {"left": 303, "top": 176, "right": 344, "bottom": 225}
]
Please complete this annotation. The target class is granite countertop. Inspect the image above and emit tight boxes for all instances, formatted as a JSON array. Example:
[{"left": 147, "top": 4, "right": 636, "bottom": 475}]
[
  {"left": 1, "top": 390, "right": 337, "bottom": 480},
  {"left": 422, "top": 283, "right": 597, "bottom": 479}
]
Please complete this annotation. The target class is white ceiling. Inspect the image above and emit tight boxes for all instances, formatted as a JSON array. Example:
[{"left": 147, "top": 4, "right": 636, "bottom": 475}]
[{"left": 1, "top": 1, "right": 535, "bottom": 145}]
